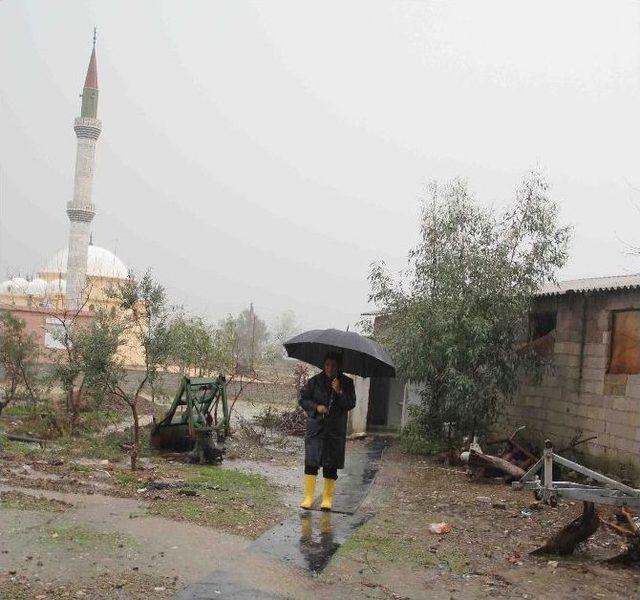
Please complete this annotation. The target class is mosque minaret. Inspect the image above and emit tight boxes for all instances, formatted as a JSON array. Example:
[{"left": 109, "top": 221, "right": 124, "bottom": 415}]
[
  {"left": 1, "top": 32, "right": 128, "bottom": 312},
  {"left": 0, "top": 32, "right": 137, "bottom": 361},
  {"left": 65, "top": 30, "right": 101, "bottom": 309}
]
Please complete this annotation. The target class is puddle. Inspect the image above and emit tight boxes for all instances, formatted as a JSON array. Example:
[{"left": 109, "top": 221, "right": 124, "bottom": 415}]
[
  {"left": 172, "top": 570, "right": 290, "bottom": 600},
  {"left": 250, "top": 437, "right": 387, "bottom": 574}
]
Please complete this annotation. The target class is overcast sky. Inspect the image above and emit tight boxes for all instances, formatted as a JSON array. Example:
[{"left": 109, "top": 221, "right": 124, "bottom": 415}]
[{"left": 1, "top": 1, "right": 639, "bottom": 330}]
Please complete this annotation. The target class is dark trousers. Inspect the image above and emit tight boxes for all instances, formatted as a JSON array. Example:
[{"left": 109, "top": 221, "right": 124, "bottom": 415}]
[{"left": 305, "top": 464, "right": 338, "bottom": 480}]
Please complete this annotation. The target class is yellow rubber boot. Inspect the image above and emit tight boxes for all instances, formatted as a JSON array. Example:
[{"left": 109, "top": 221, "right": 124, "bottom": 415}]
[
  {"left": 320, "top": 478, "right": 336, "bottom": 511},
  {"left": 300, "top": 474, "right": 317, "bottom": 509}
]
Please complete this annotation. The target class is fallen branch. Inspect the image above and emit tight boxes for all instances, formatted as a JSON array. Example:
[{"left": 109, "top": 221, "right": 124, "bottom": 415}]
[
  {"left": 5, "top": 433, "right": 46, "bottom": 447},
  {"left": 602, "top": 507, "right": 640, "bottom": 564},
  {"left": 468, "top": 449, "right": 525, "bottom": 481},
  {"left": 531, "top": 501, "right": 600, "bottom": 556},
  {"left": 558, "top": 435, "right": 598, "bottom": 453}
]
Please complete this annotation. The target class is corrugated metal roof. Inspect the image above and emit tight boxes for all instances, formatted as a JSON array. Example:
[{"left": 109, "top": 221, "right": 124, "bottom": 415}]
[{"left": 536, "top": 273, "right": 640, "bottom": 297}]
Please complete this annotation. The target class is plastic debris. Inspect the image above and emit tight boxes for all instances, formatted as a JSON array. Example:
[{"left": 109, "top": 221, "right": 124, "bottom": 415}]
[
  {"left": 429, "top": 522, "right": 451, "bottom": 534},
  {"left": 507, "top": 551, "right": 523, "bottom": 565}
]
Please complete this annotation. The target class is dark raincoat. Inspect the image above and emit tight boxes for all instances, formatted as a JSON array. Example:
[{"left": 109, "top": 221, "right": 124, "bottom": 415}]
[{"left": 299, "top": 372, "right": 356, "bottom": 469}]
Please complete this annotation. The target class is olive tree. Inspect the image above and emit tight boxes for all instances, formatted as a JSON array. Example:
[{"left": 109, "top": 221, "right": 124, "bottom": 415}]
[
  {"left": 0, "top": 312, "right": 40, "bottom": 415},
  {"left": 368, "top": 172, "right": 571, "bottom": 448},
  {"left": 106, "top": 270, "right": 172, "bottom": 468},
  {"left": 166, "top": 315, "right": 218, "bottom": 377}
]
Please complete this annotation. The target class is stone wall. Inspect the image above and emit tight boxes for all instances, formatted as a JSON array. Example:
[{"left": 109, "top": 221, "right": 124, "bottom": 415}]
[
  {"left": 121, "top": 369, "right": 298, "bottom": 405},
  {"left": 506, "top": 290, "right": 640, "bottom": 483}
]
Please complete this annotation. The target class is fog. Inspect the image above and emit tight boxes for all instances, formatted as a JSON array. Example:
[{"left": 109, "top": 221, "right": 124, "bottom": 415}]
[{"left": 1, "top": 1, "right": 639, "bottom": 330}]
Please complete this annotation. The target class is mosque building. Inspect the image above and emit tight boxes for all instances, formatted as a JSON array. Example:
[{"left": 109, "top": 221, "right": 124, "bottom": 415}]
[{"left": 0, "top": 35, "right": 133, "bottom": 357}]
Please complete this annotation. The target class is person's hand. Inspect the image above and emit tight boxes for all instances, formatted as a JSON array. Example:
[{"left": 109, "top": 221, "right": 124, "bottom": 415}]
[
  {"left": 331, "top": 378, "right": 341, "bottom": 395},
  {"left": 316, "top": 404, "right": 328, "bottom": 415}
]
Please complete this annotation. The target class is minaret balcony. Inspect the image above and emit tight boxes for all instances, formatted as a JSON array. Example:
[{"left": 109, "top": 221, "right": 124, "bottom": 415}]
[
  {"left": 66, "top": 203, "right": 96, "bottom": 222},
  {"left": 74, "top": 117, "right": 102, "bottom": 140}
]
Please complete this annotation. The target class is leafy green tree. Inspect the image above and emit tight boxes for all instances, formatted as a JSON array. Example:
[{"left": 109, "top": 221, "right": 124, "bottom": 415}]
[
  {"left": 368, "top": 173, "right": 571, "bottom": 448},
  {"left": 0, "top": 312, "right": 40, "bottom": 415},
  {"left": 166, "top": 315, "right": 218, "bottom": 376},
  {"left": 233, "top": 303, "right": 270, "bottom": 374},
  {"left": 47, "top": 304, "right": 123, "bottom": 433},
  {"left": 107, "top": 270, "right": 173, "bottom": 468},
  {"left": 47, "top": 312, "right": 87, "bottom": 431}
]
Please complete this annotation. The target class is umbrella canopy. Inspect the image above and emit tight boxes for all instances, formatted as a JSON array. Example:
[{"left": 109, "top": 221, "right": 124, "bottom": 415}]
[{"left": 284, "top": 328, "right": 396, "bottom": 378}]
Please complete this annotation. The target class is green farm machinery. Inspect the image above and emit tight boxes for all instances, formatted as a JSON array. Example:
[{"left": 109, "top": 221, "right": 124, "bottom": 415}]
[{"left": 150, "top": 375, "right": 230, "bottom": 464}]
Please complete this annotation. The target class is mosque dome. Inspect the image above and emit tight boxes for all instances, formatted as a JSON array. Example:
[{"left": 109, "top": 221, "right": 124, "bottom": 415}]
[
  {"left": 0, "top": 277, "right": 49, "bottom": 297},
  {"left": 40, "top": 245, "right": 128, "bottom": 280},
  {"left": 1, "top": 277, "right": 29, "bottom": 294},
  {"left": 25, "top": 278, "right": 48, "bottom": 295}
]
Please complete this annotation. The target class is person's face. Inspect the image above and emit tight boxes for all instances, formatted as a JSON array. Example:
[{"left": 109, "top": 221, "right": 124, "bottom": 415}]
[{"left": 324, "top": 358, "right": 339, "bottom": 379}]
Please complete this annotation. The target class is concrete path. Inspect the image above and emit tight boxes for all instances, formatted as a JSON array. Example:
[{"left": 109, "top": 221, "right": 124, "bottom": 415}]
[{"left": 173, "top": 438, "right": 387, "bottom": 599}]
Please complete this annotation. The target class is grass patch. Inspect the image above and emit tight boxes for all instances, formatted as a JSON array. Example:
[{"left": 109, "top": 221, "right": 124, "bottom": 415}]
[
  {"left": 0, "top": 491, "right": 72, "bottom": 512},
  {"left": 147, "top": 465, "right": 286, "bottom": 538},
  {"left": 339, "top": 523, "right": 436, "bottom": 569},
  {"left": 3, "top": 404, "right": 36, "bottom": 418},
  {"left": 438, "top": 549, "right": 468, "bottom": 574},
  {"left": 53, "top": 423, "right": 154, "bottom": 463},
  {"left": 2, "top": 439, "right": 44, "bottom": 459},
  {"left": 112, "top": 469, "right": 142, "bottom": 488},
  {"left": 39, "top": 524, "right": 133, "bottom": 548},
  {"left": 0, "top": 588, "right": 32, "bottom": 600}
]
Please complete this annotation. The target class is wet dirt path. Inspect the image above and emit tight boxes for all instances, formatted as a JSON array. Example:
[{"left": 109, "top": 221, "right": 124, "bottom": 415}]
[
  {"left": 0, "top": 483, "right": 250, "bottom": 587},
  {"left": 173, "top": 438, "right": 388, "bottom": 599}
]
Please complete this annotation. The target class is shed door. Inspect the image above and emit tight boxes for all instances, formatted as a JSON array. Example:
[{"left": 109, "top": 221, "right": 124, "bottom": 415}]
[{"left": 367, "top": 377, "right": 390, "bottom": 427}]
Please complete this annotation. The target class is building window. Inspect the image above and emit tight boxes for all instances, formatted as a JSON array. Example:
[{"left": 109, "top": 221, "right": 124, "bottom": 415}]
[
  {"left": 529, "top": 311, "right": 556, "bottom": 356},
  {"left": 608, "top": 310, "right": 640, "bottom": 375}
]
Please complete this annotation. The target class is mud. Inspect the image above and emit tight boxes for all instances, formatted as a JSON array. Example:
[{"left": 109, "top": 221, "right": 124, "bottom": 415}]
[
  {"left": 168, "top": 439, "right": 388, "bottom": 599},
  {"left": 0, "top": 483, "right": 250, "bottom": 585}
]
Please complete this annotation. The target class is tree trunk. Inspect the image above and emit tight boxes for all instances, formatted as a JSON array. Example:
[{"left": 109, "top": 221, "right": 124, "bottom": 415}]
[
  {"left": 468, "top": 449, "right": 526, "bottom": 480},
  {"left": 67, "top": 388, "right": 77, "bottom": 434},
  {"left": 19, "top": 364, "right": 37, "bottom": 406},
  {"left": 130, "top": 401, "right": 140, "bottom": 470},
  {"left": 531, "top": 501, "right": 600, "bottom": 556},
  {"left": 71, "top": 391, "right": 81, "bottom": 433}
]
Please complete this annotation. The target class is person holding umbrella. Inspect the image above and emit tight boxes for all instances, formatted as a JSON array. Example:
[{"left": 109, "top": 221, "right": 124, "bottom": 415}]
[
  {"left": 298, "top": 351, "right": 356, "bottom": 511},
  {"left": 285, "top": 328, "right": 396, "bottom": 511}
]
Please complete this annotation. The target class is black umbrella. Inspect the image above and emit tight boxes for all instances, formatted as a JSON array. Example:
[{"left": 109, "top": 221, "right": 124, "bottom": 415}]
[{"left": 284, "top": 328, "right": 396, "bottom": 378}]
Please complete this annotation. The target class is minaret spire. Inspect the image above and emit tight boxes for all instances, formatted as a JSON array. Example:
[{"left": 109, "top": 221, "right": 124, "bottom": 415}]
[
  {"left": 65, "top": 32, "right": 102, "bottom": 309},
  {"left": 81, "top": 30, "right": 99, "bottom": 117}
]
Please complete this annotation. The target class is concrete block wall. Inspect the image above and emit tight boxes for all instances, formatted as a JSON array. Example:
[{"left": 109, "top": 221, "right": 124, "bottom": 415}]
[
  {"left": 348, "top": 376, "right": 370, "bottom": 435},
  {"left": 506, "top": 291, "right": 640, "bottom": 484}
]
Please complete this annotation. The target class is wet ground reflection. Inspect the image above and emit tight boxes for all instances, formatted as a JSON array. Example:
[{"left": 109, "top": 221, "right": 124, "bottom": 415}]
[
  {"left": 251, "top": 437, "right": 388, "bottom": 574},
  {"left": 299, "top": 511, "right": 341, "bottom": 573}
]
